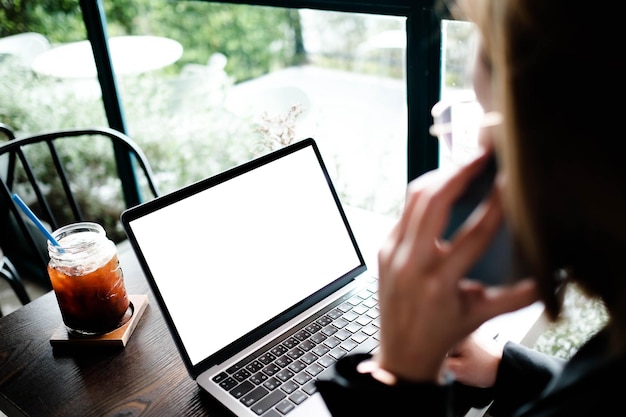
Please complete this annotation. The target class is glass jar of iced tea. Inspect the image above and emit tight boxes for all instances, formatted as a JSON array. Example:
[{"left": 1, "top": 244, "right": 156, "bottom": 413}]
[{"left": 47, "top": 222, "right": 131, "bottom": 336}]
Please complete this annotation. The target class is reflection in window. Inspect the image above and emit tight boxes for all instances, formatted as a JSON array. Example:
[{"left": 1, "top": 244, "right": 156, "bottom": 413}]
[{"left": 438, "top": 19, "right": 480, "bottom": 169}]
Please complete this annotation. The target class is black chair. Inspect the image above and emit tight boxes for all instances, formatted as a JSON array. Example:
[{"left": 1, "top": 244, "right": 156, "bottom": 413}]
[
  {"left": 0, "top": 245, "right": 30, "bottom": 316},
  {"left": 0, "top": 126, "right": 160, "bottom": 293},
  {"left": 0, "top": 122, "right": 31, "bottom": 314}
]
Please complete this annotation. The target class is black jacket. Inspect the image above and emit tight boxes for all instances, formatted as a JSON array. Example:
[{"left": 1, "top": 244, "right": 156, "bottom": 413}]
[{"left": 316, "top": 328, "right": 626, "bottom": 416}]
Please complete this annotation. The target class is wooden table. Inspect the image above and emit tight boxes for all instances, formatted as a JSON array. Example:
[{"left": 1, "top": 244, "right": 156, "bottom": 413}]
[
  {"left": 0, "top": 237, "right": 233, "bottom": 417},
  {"left": 0, "top": 208, "right": 545, "bottom": 417}
]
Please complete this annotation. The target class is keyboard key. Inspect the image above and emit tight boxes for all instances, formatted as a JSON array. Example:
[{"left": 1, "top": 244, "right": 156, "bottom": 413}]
[
  {"left": 362, "top": 324, "right": 378, "bottom": 336},
  {"left": 219, "top": 376, "right": 238, "bottom": 391},
  {"left": 321, "top": 325, "right": 338, "bottom": 337},
  {"left": 275, "top": 354, "right": 293, "bottom": 368},
  {"left": 294, "top": 329, "right": 310, "bottom": 341},
  {"left": 347, "top": 295, "right": 363, "bottom": 305},
  {"left": 288, "top": 360, "right": 306, "bottom": 373},
  {"left": 337, "top": 302, "right": 353, "bottom": 313},
  {"left": 316, "top": 315, "right": 332, "bottom": 326},
  {"left": 345, "top": 322, "right": 362, "bottom": 333},
  {"left": 302, "top": 380, "right": 317, "bottom": 395},
  {"left": 250, "top": 372, "right": 268, "bottom": 385},
  {"left": 318, "top": 354, "right": 336, "bottom": 368},
  {"left": 258, "top": 352, "right": 276, "bottom": 365},
  {"left": 275, "top": 369, "right": 294, "bottom": 382},
  {"left": 263, "top": 364, "right": 280, "bottom": 376},
  {"left": 356, "top": 316, "right": 372, "bottom": 326},
  {"left": 340, "top": 339, "right": 358, "bottom": 352},
  {"left": 251, "top": 390, "right": 286, "bottom": 415},
  {"left": 276, "top": 399, "right": 296, "bottom": 415},
  {"left": 333, "top": 317, "right": 349, "bottom": 328},
  {"left": 281, "top": 380, "right": 299, "bottom": 394},
  {"left": 329, "top": 347, "right": 347, "bottom": 360},
  {"left": 241, "top": 386, "right": 269, "bottom": 407},
  {"left": 305, "top": 322, "right": 322, "bottom": 333},
  {"left": 286, "top": 347, "right": 305, "bottom": 360},
  {"left": 212, "top": 372, "right": 228, "bottom": 384},
  {"left": 312, "top": 344, "right": 329, "bottom": 357},
  {"left": 295, "top": 340, "right": 313, "bottom": 352},
  {"left": 310, "top": 332, "right": 327, "bottom": 344},
  {"left": 270, "top": 345, "right": 288, "bottom": 356},
  {"left": 323, "top": 336, "right": 340, "bottom": 348},
  {"left": 305, "top": 363, "right": 324, "bottom": 377},
  {"left": 353, "top": 336, "right": 380, "bottom": 354},
  {"left": 327, "top": 309, "right": 342, "bottom": 319},
  {"left": 300, "top": 352, "right": 317, "bottom": 365},
  {"left": 362, "top": 298, "right": 377, "bottom": 308},
  {"left": 246, "top": 360, "right": 264, "bottom": 373},
  {"left": 230, "top": 380, "right": 255, "bottom": 399},
  {"left": 289, "top": 390, "right": 307, "bottom": 405},
  {"left": 283, "top": 337, "right": 299, "bottom": 349},
  {"left": 357, "top": 289, "right": 373, "bottom": 299},
  {"left": 352, "top": 304, "right": 368, "bottom": 315},
  {"left": 293, "top": 371, "right": 312, "bottom": 385},
  {"left": 342, "top": 310, "right": 359, "bottom": 321},
  {"left": 351, "top": 331, "right": 369, "bottom": 344},
  {"left": 334, "top": 329, "right": 351, "bottom": 340},
  {"left": 263, "top": 376, "right": 281, "bottom": 391},
  {"left": 233, "top": 368, "right": 251, "bottom": 382}
]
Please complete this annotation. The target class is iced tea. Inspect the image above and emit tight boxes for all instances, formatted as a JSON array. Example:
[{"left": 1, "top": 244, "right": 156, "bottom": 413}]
[{"left": 48, "top": 223, "right": 131, "bottom": 335}]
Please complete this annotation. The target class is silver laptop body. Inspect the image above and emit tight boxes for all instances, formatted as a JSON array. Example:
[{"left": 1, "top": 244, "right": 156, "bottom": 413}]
[{"left": 121, "top": 138, "right": 379, "bottom": 417}]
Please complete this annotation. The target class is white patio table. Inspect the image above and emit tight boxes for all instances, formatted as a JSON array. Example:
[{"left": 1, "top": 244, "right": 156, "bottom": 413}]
[{"left": 31, "top": 35, "right": 183, "bottom": 79}]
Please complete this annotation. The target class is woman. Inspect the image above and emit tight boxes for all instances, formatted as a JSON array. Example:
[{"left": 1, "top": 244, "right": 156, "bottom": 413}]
[{"left": 316, "top": 0, "right": 626, "bottom": 416}]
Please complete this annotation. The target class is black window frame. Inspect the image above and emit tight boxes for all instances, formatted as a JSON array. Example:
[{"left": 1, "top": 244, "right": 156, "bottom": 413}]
[{"left": 79, "top": 0, "right": 448, "bottom": 204}]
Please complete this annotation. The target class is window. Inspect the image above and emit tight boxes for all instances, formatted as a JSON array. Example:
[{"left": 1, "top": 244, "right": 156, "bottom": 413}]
[
  {"left": 1, "top": 1, "right": 444, "bottom": 218},
  {"left": 114, "top": 5, "right": 410, "bottom": 216}
]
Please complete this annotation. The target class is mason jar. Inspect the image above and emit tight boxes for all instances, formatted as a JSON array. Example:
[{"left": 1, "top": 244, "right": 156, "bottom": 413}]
[{"left": 47, "top": 222, "right": 131, "bottom": 335}]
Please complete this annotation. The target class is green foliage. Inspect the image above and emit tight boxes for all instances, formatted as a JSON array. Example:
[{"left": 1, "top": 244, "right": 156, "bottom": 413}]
[
  {"left": 0, "top": 0, "right": 84, "bottom": 40},
  {"left": 1, "top": 0, "right": 302, "bottom": 83},
  {"left": 0, "top": 58, "right": 107, "bottom": 132},
  {"left": 533, "top": 283, "right": 609, "bottom": 359},
  {"left": 146, "top": 2, "right": 298, "bottom": 82}
]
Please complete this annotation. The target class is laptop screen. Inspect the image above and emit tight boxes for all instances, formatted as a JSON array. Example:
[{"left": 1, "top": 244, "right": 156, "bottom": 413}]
[{"left": 122, "top": 139, "right": 364, "bottom": 368}]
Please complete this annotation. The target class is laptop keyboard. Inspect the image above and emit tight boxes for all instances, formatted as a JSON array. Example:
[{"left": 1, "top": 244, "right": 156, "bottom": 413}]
[{"left": 212, "top": 276, "right": 380, "bottom": 416}]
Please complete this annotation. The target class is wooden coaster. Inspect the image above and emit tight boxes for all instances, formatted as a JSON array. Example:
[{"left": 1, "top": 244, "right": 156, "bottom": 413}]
[{"left": 50, "top": 294, "right": 148, "bottom": 348}]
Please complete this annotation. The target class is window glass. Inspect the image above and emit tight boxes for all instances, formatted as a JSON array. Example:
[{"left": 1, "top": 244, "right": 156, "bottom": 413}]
[
  {"left": 117, "top": 4, "right": 408, "bottom": 217},
  {"left": 1, "top": 2, "right": 407, "bottom": 218}
]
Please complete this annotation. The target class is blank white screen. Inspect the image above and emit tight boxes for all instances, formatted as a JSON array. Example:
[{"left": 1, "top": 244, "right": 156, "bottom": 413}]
[{"left": 128, "top": 144, "right": 361, "bottom": 365}]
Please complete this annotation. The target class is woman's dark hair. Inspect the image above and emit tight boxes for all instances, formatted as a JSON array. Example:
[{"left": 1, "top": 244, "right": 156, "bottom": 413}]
[{"left": 451, "top": 0, "right": 626, "bottom": 321}]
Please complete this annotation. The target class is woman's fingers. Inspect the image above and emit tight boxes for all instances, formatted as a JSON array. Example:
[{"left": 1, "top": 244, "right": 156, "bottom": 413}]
[
  {"left": 444, "top": 331, "right": 504, "bottom": 387},
  {"left": 405, "top": 150, "right": 494, "bottom": 255},
  {"left": 480, "top": 278, "right": 540, "bottom": 319},
  {"left": 381, "top": 150, "right": 495, "bottom": 278},
  {"left": 457, "top": 278, "right": 539, "bottom": 327}
]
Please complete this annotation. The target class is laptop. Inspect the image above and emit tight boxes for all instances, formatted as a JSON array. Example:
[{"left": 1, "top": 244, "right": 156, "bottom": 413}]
[{"left": 121, "top": 138, "right": 380, "bottom": 417}]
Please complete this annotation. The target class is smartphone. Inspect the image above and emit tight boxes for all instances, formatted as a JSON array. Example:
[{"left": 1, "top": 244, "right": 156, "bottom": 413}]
[{"left": 442, "top": 155, "right": 523, "bottom": 285}]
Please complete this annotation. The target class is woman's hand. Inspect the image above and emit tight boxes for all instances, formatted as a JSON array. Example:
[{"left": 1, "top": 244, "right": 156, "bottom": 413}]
[
  {"left": 374, "top": 150, "right": 537, "bottom": 383},
  {"left": 445, "top": 331, "right": 504, "bottom": 388}
]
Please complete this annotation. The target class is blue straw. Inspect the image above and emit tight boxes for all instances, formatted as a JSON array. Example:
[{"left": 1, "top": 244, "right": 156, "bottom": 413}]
[{"left": 11, "top": 193, "right": 61, "bottom": 247}]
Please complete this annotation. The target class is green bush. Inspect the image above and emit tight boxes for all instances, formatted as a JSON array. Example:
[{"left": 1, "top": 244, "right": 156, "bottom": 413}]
[{"left": 533, "top": 283, "right": 608, "bottom": 359}]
